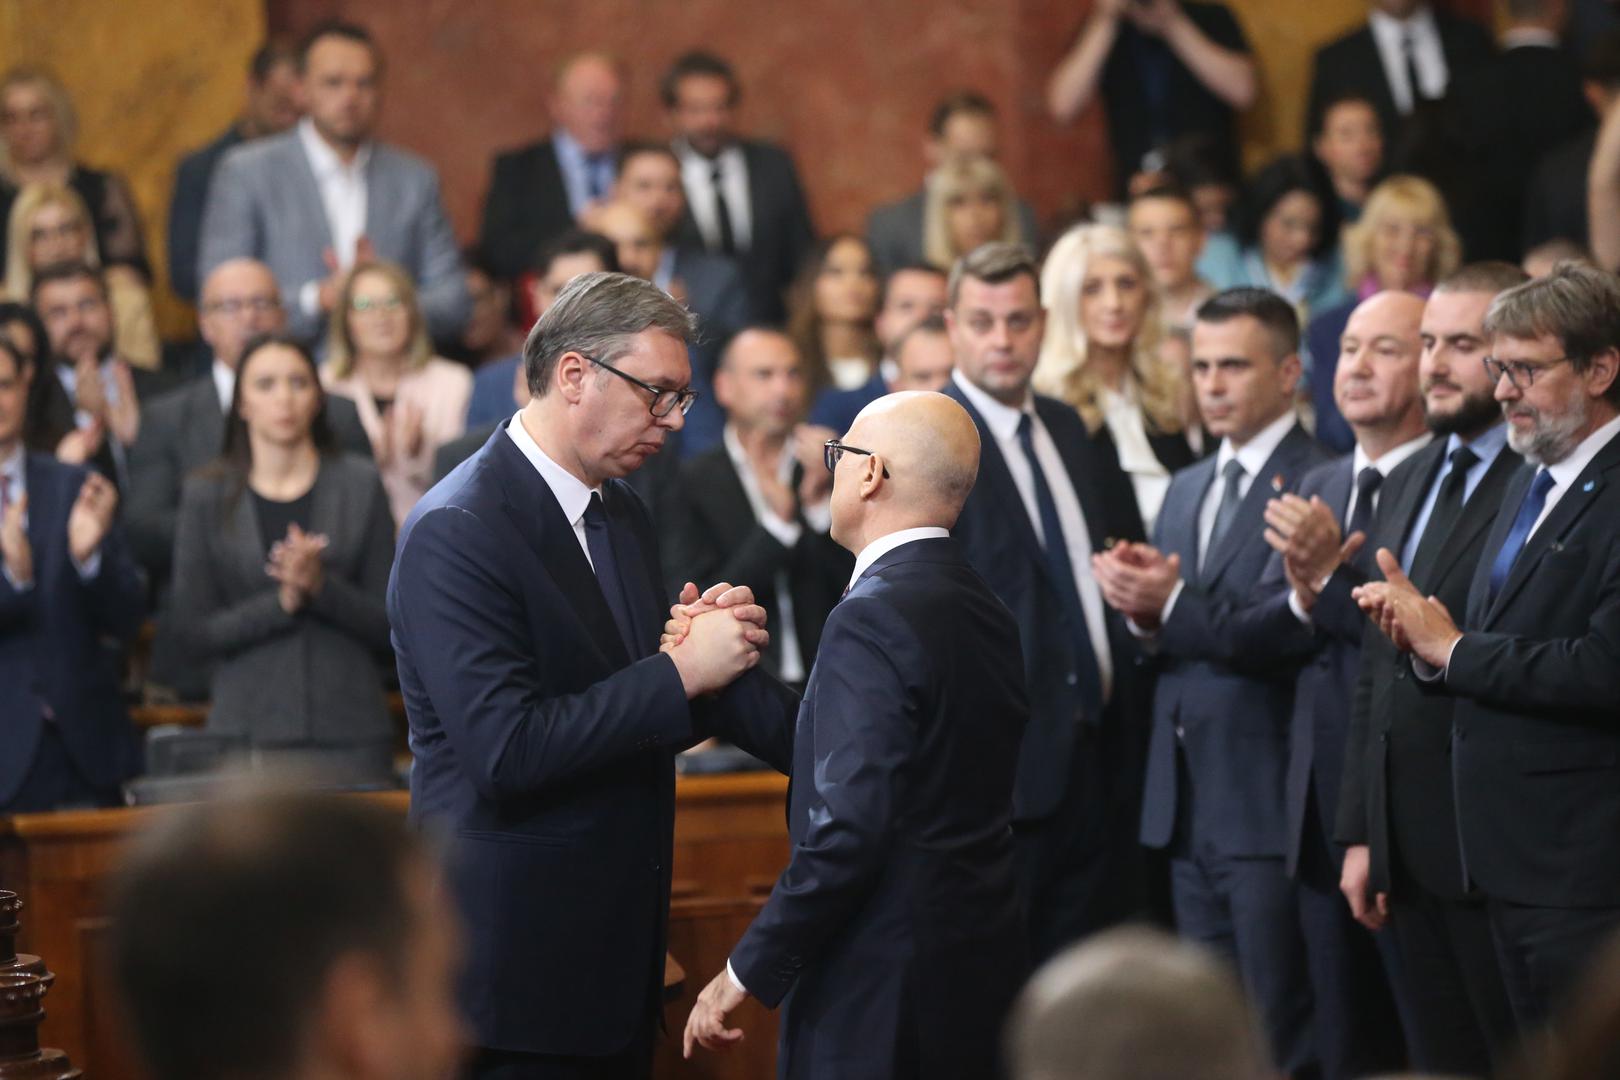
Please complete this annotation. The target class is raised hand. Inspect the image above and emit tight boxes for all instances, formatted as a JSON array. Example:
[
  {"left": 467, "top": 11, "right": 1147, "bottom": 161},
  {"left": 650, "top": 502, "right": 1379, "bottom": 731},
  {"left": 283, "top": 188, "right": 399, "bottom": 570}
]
[
  {"left": 1352, "top": 549, "right": 1460, "bottom": 666},
  {"left": 1264, "top": 494, "right": 1364, "bottom": 610},
  {"left": 683, "top": 969, "right": 748, "bottom": 1058},
  {"left": 67, "top": 472, "right": 118, "bottom": 565},
  {"left": 106, "top": 359, "right": 140, "bottom": 445},
  {"left": 1092, "top": 541, "right": 1182, "bottom": 629},
  {"left": 0, "top": 492, "right": 32, "bottom": 586},
  {"left": 55, "top": 419, "right": 104, "bottom": 465},
  {"left": 662, "top": 581, "right": 769, "bottom": 652},
  {"left": 266, "top": 524, "right": 330, "bottom": 613},
  {"left": 667, "top": 606, "right": 763, "bottom": 698}
]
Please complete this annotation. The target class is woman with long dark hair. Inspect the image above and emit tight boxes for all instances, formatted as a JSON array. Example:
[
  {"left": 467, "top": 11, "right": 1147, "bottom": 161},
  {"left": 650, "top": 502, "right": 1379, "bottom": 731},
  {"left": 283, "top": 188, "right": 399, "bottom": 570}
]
[{"left": 171, "top": 333, "right": 396, "bottom": 780}]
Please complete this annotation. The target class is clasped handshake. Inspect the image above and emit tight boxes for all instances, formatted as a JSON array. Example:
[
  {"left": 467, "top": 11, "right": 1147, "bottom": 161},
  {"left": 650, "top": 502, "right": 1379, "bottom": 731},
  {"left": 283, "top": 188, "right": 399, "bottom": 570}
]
[{"left": 658, "top": 580, "right": 771, "bottom": 700}]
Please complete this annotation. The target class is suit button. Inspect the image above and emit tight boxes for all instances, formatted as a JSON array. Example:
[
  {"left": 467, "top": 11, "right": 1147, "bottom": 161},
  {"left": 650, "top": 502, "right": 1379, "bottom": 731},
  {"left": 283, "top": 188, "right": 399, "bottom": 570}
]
[
  {"left": 1456, "top": 731, "right": 1468, "bottom": 742},
  {"left": 1395, "top": 669, "right": 1407, "bottom": 681},
  {"left": 1174, "top": 724, "right": 1186, "bottom": 741},
  {"left": 1066, "top": 672, "right": 1079, "bottom": 687},
  {"left": 1379, "top": 733, "right": 1388, "bottom": 744}
]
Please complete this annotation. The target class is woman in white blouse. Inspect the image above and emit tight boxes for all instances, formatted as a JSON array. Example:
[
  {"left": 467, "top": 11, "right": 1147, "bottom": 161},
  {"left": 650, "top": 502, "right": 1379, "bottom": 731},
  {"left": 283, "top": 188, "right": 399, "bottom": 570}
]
[{"left": 1034, "top": 223, "right": 1198, "bottom": 533}]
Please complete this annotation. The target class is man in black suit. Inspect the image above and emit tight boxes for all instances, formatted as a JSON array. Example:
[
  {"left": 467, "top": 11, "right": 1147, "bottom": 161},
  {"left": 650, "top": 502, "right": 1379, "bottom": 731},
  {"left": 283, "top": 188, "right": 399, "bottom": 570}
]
[
  {"left": 1305, "top": 1, "right": 1494, "bottom": 159},
  {"left": 391, "top": 271, "right": 793, "bottom": 1079},
  {"left": 1452, "top": 0, "right": 1592, "bottom": 261},
  {"left": 0, "top": 336, "right": 144, "bottom": 812},
  {"left": 1334, "top": 264, "right": 1526, "bottom": 1075},
  {"left": 662, "top": 51, "right": 815, "bottom": 324},
  {"left": 681, "top": 390, "right": 1029, "bottom": 1080},
  {"left": 660, "top": 328, "right": 849, "bottom": 689},
  {"left": 1356, "top": 261, "right": 1620, "bottom": 1030},
  {"left": 1237, "top": 291, "right": 1434, "bottom": 1079},
  {"left": 166, "top": 42, "right": 300, "bottom": 304},
  {"left": 938, "top": 244, "right": 1148, "bottom": 963},
  {"left": 865, "top": 93, "right": 1041, "bottom": 275},
  {"left": 1523, "top": 30, "right": 1620, "bottom": 253},
  {"left": 479, "top": 53, "right": 624, "bottom": 280},
  {"left": 1094, "top": 288, "right": 1333, "bottom": 1075}
]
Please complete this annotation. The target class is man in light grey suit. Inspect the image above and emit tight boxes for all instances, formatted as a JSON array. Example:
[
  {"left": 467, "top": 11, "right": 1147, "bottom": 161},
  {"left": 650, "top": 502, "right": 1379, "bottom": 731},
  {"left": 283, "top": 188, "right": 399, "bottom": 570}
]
[
  {"left": 197, "top": 20, "right": 468, "bottom": 346},
  {"left": 865, "top": 91, "right": 1040, "bottom": 274}
]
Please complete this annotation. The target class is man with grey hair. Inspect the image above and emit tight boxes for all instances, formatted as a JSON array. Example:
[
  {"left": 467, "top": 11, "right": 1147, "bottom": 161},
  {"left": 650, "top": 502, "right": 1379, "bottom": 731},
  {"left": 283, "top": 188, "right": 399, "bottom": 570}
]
[
  {"left": 1004, "top": 926, "right": 1270, "bottom": 1080},
  {"left": 388, "top": 270, "right": 797, "bottom": 1080},
  {"left": 1355, "top": 261, "right": 1620, "bottom": 1031}
]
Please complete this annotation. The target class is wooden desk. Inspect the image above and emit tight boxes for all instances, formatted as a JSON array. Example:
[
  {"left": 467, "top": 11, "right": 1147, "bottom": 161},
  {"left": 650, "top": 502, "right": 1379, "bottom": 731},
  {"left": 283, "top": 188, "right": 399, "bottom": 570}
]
[{"left": 0, "top": 771, "right": 788, "bottom": 1080}]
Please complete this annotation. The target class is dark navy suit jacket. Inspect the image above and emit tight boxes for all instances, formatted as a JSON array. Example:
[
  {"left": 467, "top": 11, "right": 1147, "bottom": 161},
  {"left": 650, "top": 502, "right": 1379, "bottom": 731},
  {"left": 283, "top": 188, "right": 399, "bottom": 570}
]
[
  {"left": 0, "top": 453, "right": 145, "bottom": 807},
  {"left": 942, "top": 383, "right": 1146, "bottom": 825},
  {"left": 1140, "top": 424, "right": 1334, "bottom": 855},
  {"left": 388, "top": 424, "right": 794, "bottom": 1056},
  {"left": 729, "top": 537, "right": 1029, "bottom": 1080}
]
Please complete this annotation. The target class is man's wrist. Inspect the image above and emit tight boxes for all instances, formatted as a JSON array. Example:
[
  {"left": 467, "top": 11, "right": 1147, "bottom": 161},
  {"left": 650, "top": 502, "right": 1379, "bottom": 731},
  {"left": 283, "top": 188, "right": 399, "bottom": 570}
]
[{"left": 725, "top": 959, "right": 749, "bottom": 996}]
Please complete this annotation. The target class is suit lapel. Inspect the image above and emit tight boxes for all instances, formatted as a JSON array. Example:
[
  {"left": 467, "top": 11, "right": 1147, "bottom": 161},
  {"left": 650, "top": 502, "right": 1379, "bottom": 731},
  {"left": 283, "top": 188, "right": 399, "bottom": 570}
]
[
  {"left": 189, "top": 379, "right": 227, "bottom": 467},
  {"left": 949, "top": 386, "right": 1048, "bottom": 571},
  {"left": 1381, "top": 440, "right": 1445, "bottom": 563},
  {"left": 1035, "top": 397, "right": 1107, "bottom": 550},
  {"left": 490, "top": 435, "right": 630, "bottom": 668},
  {"left": 1467, "top": 463, "right": 1530, "bottom": 626},
  {"left": 603, "top": 481, "right": 660, "bottom": 659},
  {"left": 286, "top": 138, "right": 335, "bottom": 253},
  {"left": 363, "top": 149, "right": 394, "bottom": 247},
  {"left": 1202, "top": 426, "right": 1312, "bottom": 589},
  {"left": 1484, "top": 438, "right": 1620, "bottom": 626},
  {"left": 229, "top": 480, "right": 269, "bottom": 586},
  {"left": 1421, "top": 445, "right": 1520, "bottom": 596}
]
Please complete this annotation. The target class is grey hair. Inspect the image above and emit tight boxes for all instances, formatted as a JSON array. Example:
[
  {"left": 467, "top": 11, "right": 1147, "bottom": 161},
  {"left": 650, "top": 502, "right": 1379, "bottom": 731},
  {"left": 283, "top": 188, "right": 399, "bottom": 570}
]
[
  {"left": 947, "top": 242, "right": 1040, "bottom": 309},
  {"left": 1483, "top": 262, "right": 1620, "bottom": 405},
  {"left": 523, "top": 271, "right": 697, "bottom": 397}
]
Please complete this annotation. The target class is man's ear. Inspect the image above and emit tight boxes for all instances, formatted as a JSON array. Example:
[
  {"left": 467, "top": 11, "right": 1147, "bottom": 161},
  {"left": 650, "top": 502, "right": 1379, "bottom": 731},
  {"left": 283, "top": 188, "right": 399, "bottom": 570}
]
[
  {"left": 858, "top": 453, "right": 885, "bottom": 500},
  {"left": 1584, "top": 347, "right": 1620, "bottom": 402},
  {"left": 555, "top": 351, "right": 589, "bottom": 404}
]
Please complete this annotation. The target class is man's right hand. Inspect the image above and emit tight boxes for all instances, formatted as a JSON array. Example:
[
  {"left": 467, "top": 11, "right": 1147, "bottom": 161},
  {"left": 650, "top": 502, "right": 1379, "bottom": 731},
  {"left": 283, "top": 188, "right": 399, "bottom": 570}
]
[
  {"left": 668, "top": 607, "right": 763, "bottom": 699},
  {"left": 0, "top": 493, "right": 32, "bottom": 586},
  {"left": 1339, "top": 844, "right": 1389, "bottom": 931}
]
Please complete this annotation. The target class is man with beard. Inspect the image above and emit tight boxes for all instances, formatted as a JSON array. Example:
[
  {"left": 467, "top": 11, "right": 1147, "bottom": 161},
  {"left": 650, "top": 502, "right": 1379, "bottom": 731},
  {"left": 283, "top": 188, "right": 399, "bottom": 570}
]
[
  {"left": 1356, "top": 261, "right": 1620, "bottom": 1032},
  {"left": 1335, "top": 263, "right": 1524, "bottom": 1075}
]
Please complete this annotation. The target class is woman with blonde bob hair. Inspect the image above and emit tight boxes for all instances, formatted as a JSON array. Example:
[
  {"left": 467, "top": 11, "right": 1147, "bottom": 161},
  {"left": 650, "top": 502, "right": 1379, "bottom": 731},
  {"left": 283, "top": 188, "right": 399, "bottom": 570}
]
[
  {"left": 3, "top": 183, "right": 159, "bottom": 368},
  {"left": 922, "top": 155, "right": 1025, "bottom": 272},
  {"left": 1035, "top": 223, "right": 1196, "bottom": 531},
  {"left": 320, "top": 260, "right": 471, "bottom": 524},
  {"left": 1305, "top": 174, "right": 1461, "bottom": 451}
]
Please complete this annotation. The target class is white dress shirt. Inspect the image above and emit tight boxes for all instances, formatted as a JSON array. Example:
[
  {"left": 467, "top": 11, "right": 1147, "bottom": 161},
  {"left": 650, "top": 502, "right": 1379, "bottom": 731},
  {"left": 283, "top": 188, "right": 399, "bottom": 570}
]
[
  {"left": 953, "top": 370, "right": 1114, "bottom": 698},
  {"left": 505, "top": 411, "right": 600, "bottom": 566},
  {"left": 722, "top": 424, "right": 823, "bottom": 683},
  {"left": 1368, "top": 5, "right": 1449, "bottom": 114},
  {"left": 212, "top": 359, "right": 236, "bottom": 413},
  {"left": 677, "top": 141, "right": 753, "bottom": 253},
  {"left": 1098, "top": 383, "right": 1171, "bottom": 535},
  {"left": 296, "top": 117, "right": 371, "bottom": 315}
]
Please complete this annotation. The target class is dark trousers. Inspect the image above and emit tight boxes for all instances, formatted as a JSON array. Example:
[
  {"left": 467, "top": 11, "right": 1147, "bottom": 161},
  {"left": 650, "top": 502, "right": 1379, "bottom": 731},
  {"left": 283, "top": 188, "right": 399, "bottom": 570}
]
[
  {"left": 1294, "top": 797, "right": 1406, "bottom": 1080},
  {"left": 1486, "top": 897, "right": 1620, "bottom": 1030},
  {"left": 468, "top": 1024, "right": 655, "bottom": 1080},
  {"left": 1386, "top": 883, "right": 1515, "bottom": 1075},
  {"left": 1, "top": 723, "right": 120, "bottom": 813}
]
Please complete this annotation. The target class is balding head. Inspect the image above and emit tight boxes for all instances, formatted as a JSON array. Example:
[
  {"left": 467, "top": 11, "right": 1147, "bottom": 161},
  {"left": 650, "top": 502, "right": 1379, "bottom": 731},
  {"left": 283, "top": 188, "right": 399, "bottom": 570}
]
[
  {"left": 199, "top": 258, "right": 286, "bottom": 369},
  {"left": 581, "top": 200, "right": 661, "bottom": 281},
  {"left": 552, "top": 52, "right": 623, "bottom": 155},
  {"left": 1335, "top": 290, "right": 1427, "bottom": 452},
  {"left": 829, "top": 392, "right": 980, "bottom": 551}
]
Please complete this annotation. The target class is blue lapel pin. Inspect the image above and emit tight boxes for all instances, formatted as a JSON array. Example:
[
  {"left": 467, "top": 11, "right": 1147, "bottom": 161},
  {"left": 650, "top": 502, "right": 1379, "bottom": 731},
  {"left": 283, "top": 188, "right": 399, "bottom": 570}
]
[{"left": 1584, "top": 480, "right": 1595, "bottom": 492}]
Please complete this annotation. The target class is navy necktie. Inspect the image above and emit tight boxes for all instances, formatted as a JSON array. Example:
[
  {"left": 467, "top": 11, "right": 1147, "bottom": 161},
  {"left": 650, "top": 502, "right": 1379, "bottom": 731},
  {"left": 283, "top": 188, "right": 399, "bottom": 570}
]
[
  {"left": 1487, "top": 468, "right": 1557, "bottom": 606},
  {"left": 711, "top": 162, "right": 738, "bottom": 256},
  {"left": 585, "top": 153, "right": 612, "bottom": 200},
  {"left": 1016, "top": 414, "right": 1104, "bottom": 723},
  {"left": 1345, "top": 466, "right": 1384, "bottom": 541},
  {"left": 583, "top": 492, "right": 639, "bottom": 658}
]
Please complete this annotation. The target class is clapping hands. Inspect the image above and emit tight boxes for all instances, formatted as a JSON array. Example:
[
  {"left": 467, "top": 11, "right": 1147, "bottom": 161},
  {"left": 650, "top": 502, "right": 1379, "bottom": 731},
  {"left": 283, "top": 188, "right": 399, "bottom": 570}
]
[{"left": 266, "top": 522, "right": 329, "bottom": 613}]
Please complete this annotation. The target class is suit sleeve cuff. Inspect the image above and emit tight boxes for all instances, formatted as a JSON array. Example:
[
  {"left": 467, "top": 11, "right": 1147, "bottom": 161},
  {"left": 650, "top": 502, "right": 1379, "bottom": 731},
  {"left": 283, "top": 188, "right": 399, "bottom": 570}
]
[
  {"left": 726, "top": 959, "right": 749, "bottom": 996},
  {"left": 1412, "top": 636, "right": 1462, "bottom": 684},
  {"left": 1127, "top": 578, "right": 1183, "bottom": 639},
  {"left": 2, "top": 565, "right": 33, "bottom": 592},
  {"left": 73, "top": 550, "right": 102, "bottom": 581},
  {"left": 1288, "top": 589, "right": 1312, "bottom": 627}
]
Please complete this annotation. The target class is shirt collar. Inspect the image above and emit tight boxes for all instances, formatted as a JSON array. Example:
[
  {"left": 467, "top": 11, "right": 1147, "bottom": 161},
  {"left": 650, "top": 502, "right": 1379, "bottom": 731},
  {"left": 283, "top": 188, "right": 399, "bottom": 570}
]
[
  {"left": 1502, "top": 27, "right": 1559, "bottom": 50},
  {"left": 1450, "top": 419, "right": 1509, "bottom": 463},
  {"left": 0, "top": 442, "right": 23, "bottom": 488},
  {"left": 212, "top": 359, "right": 235, "bottom": 414},
  {"left": 297, "top": 116, "right": 370, "bottom": 179},
  {"left": 1352, "top": 431, "right": 1433, "bottom": 478},
  {"left": 1545, "top": 411, "right": 1620, "bottom": 491},
  {"left": 504, "top": 410, "right": 599, "bottom": 527},
  {"left": 676, "top": 139, "right": 742, "bottom": 171},
  {"left": 653, "top": 246, "right": 677, "bottom": 291},
  {"left": 722, "top": 424, "right": 793, "bottom": 484},
  {"left": 1216, "top": 410, "right": 1298, "bottom": 481},
  {"left": 552, "top": 128, "right": 599, "bottom": 169},
  {"left": 1369, "top": 3, "right": 1437, "bottom": 45},
  {"left": 848, "top": 526, "right": 949, "bottom": 591},
  {"left": 951, "top": 368, "right": 1033, "bottom": 441}
]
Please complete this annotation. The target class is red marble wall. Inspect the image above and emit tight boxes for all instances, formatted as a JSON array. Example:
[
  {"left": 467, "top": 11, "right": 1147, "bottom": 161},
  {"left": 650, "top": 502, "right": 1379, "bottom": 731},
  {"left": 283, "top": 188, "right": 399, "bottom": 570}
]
[{"left": 265, "top": 0, "right": 1496, "bottom": 251}]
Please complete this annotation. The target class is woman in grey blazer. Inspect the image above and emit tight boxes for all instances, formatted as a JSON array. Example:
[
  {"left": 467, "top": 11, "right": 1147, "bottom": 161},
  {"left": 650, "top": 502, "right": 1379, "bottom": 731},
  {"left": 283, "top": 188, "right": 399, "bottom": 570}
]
[{"left": 172, "top": 333, "right": 396, "bottom": 779}]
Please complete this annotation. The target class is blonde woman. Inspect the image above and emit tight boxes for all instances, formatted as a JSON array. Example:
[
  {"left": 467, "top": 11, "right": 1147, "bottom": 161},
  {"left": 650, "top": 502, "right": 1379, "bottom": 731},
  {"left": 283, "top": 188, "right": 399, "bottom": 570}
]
[
  {"left": 1305, "top": 174, "right": 1461, "bottom": 451},
  {"left": 4, "top": 183, "right": 159, "bottom": 369},
  {"left": 0, "top": 67, "right": 148, "bottom": 279},
  {"left": 320, "top": 261, "right": 471, "bottom": 524},
  {"left": 1034, "top": 223, "right": 1195, "bottom": 531},
  {"left": 922, "top": 155, "right": 1025, "bottom": 271}
]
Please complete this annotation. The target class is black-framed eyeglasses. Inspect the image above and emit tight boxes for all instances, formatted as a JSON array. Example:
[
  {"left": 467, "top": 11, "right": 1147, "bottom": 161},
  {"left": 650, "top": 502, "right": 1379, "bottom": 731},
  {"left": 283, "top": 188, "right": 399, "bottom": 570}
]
[
  {"left": 1483, "top": 355, "right": 1572, "bottom": 391},
  {"left": 585, "top": 354, "right": 698, "bottom": 417},
  {"left": 824, "top": 439, "right": 890, "bottom": 478}
]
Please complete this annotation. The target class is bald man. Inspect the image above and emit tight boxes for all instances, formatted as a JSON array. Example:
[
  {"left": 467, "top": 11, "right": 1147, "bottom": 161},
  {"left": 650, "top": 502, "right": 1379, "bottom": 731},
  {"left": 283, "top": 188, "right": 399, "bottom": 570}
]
[
  {"left": 480, "top": 52, "right": 626, "bottom": 279},
  {"left": 1229, "top": 289, "right": 1430, "bottom": 1079},
  {"left": 126, "top": 258, "right": 371, "bottom": 697},
  {"left": 677, "top": 392, "right": 1031, "bottom": 1079}
]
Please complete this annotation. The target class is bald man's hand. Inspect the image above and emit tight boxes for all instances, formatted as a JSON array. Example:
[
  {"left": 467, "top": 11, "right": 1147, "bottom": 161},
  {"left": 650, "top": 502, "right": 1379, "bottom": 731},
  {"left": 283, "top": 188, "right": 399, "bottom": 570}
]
[{"left": 661, "top": 581, "right": 769, "bottom": 653}]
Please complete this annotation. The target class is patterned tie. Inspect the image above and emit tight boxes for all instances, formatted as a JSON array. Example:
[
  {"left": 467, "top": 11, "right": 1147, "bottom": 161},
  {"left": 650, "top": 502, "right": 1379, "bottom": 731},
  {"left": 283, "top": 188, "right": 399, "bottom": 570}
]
[
  {"left": 1486, "top": 468, "right": 1557, "bottom": 607},
  {"left": 1203, "top": 459, "right": 1247, "bottom": 569},
  {"left": 583, "top": 492, "right": 639, "bottom": 658},
  {"left": 1407, "top": 445, "right": 1478, "bottom": 587},
  {"left": 1016, "top": 414, "right": 1104, "bottom": 724},
  {"left": 711, "top": 162, "right": 737, "bottom": 256}
]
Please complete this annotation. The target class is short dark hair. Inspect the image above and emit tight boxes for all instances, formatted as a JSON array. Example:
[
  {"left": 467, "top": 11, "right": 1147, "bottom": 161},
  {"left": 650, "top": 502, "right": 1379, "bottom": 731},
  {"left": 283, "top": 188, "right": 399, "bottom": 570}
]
[
  {"left": 881, "top": 263, "right": 947, "bottom": 305},
  {"left": 659, "top": 50, "right": 739, "bottom": 108},
  {"left": 0, "top": 333, "right": 26, "bottom": 380},
  {"left": 107, "top": 791, "right": 426, "bottom": 1080},
  {"left": 1195, "top": 287, "right": 1301, "bottom": 359},
  {"left": 929, "top": 90, "right": 995, "bottom": 137},
  {"left": 0, "top": 301, "right": 46, "bottom": 364},
  {"left": 1311, "top": 90, "right": 1382, "bottom": 138},
  {"left": 297, "top": 19, "right": 378, "bottom": 72},
  {"left": 523, "top": 271, "right": 697, "bottom": 397},
  {"left": 1483, "top": 262, "right": 1620, "bottom": 404},
  {"left": 1231, "top": 154, "right": 1337, "bottom": 258},
  {"left": 1585, "top": 29, "right": 1620, "bottom": 90},
  {"left": 532, "top": 229, "right": 620, "bottom": 278},
  {"left": 1128, "top": 183, "right": 1201, "bottom": 218},
  {"left": 893, "top": 312, "right": 949, "bottom": 359},
  {"left": 29, "top": 259, "right": 106, "bottom": 304},
  {"left": 249, "top": 38, "right": 298, "bottom": 82},
  {"left": 947, "top": 242, "right": 1038, "bottom": 308},
  {"left": 1435, "top": 261, "right": 1531, "bottom": 297},
  {"left": 615, "top": 138, "right": 680, "bottom": 178}
]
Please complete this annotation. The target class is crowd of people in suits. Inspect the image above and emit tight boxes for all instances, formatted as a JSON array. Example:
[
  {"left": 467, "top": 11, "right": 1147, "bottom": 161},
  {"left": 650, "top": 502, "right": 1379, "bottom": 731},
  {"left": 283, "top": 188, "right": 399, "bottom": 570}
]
[{"left": 7, "top": 0, "right": 1620, "bottom": 1076}]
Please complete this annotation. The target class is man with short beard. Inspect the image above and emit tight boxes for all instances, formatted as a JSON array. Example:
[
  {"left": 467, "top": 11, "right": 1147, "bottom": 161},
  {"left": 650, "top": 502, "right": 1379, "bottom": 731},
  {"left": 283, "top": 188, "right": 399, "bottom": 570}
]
[
  {"left": 1333, "top": 263, "right": 1525, "bottom": 1075},
  {"left": 1356, "top": 261, "right": 1620, "bottom": 1034}
]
